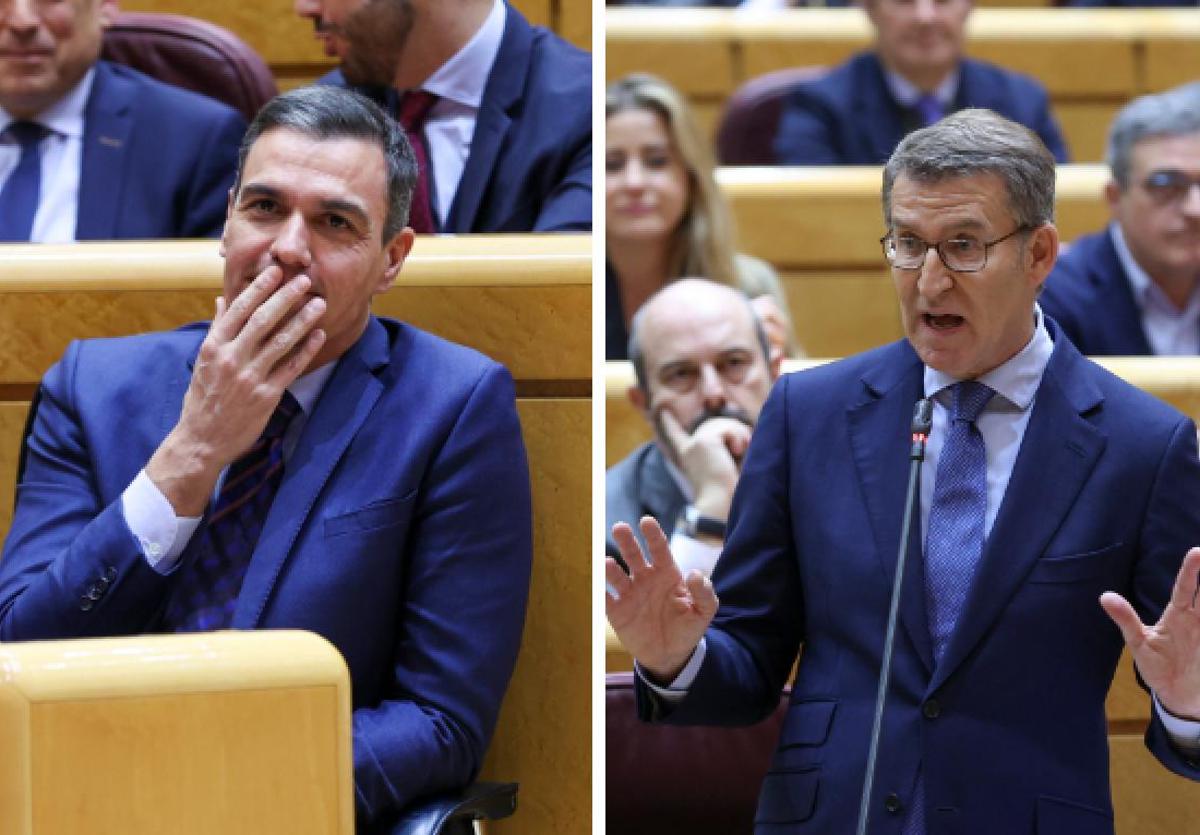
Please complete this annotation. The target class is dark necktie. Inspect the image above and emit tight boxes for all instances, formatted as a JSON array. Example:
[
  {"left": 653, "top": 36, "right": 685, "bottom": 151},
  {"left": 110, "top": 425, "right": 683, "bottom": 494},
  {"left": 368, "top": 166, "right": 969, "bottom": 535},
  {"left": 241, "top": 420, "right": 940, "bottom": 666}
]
[
  {"left": 915, "top": 94, "right": 944, "bottom": 128},
  {"left": 0, "top": 121, "right": 47, "bottom": 242},
  {"left": 903, "top": 383, "right": 993, "bottom": 835},
  {"left": 161, "top": 392, "right": 301, "bottom": 632},
  {"left": 396, "top": 90, "right": 440, "bottom": 234}
]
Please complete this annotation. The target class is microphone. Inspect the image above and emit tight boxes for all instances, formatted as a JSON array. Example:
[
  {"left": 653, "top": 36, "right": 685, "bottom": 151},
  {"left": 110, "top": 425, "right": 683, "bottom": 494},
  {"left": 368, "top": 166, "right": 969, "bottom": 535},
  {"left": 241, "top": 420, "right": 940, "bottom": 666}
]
[{"left": 856, "top": 398, "right": 932, "bottom": 835}]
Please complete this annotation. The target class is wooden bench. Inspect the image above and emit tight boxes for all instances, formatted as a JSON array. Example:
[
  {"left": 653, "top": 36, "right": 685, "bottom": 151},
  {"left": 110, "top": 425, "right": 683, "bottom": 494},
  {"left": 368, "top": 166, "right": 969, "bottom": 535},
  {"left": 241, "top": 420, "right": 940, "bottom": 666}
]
[
  {"left": 607, "top": 8, "right": 1200, "bottom": 161},
  {"left": 0, "top": 234, "right": 591, "bottom": 835}
]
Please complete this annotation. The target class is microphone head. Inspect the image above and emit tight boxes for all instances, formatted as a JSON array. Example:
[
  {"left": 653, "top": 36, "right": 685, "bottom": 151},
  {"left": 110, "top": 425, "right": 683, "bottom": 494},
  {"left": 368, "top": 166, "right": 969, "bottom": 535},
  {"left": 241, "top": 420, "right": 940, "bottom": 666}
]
[{"left": 911, "top": 398, "right": 933, "bottom": 435}]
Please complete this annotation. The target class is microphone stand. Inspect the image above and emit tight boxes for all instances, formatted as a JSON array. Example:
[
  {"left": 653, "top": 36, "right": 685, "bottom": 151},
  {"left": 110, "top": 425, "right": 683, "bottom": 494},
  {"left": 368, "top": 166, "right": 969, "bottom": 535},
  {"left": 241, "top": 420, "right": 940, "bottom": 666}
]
[{"left": 855, "top": 399, "right": 933, "bottom": 835}]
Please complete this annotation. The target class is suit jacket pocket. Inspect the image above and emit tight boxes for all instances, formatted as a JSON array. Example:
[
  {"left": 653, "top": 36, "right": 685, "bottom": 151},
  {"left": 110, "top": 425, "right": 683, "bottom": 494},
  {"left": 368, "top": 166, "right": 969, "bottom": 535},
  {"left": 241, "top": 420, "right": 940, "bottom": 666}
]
[
  {"left": 770, "top": 700, "right": 836, "bottom": 771},
  {"left": 324, "top": 492, "right": 417, "bottom": 538},
  {"left": 1036, "top": 795, "right": 1112, "bottom": 835},
  {"left": 756, "top": 767, "right": 819, "bottom": 825},
  {"left": 1027, "top": 543, "right": 1124, "bottom": 584}
]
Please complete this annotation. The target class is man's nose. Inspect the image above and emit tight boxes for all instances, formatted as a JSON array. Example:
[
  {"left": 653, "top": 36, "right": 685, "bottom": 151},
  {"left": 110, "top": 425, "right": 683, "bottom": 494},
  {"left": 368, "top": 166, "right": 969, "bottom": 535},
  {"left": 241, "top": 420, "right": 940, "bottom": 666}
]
[
  {"left": 913, "top": 0, "right": 939, "bottom": 23},
  {"left": 1181, "top": 183, "right": 1200, "bottom": 218},
  {"left": 915, "top": 247, "right": 953, "bottom": 299},
  {"left": 4, "top": 0, "right": 42, "bottom": 29},
  {"left": 698, "top": 364, "right": 728, "bottom": 410},
  {"left": 270, "top": 213, "right": 313, "bottom": 268}
]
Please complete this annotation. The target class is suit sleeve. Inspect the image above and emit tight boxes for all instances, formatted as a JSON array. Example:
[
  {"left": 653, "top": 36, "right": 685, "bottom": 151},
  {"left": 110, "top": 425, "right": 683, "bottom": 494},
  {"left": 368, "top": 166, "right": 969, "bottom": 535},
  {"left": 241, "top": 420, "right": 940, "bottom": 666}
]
[
  {"left": 0, "top": 342, "right": 173, "bottom": 640},
  {"left": 773, "top": 89, "right": 843, "bottom": 165},
  {"left": 532, "top": 117, "right": 592, "bottom": 232},
  {"left": 352, "top": 363, "right": 533, "bottom": 822},
  {"left": 180, "top": 107, "right": 246, "bottom": 238},
  {"left": 1030, "top": 86, "right": 1070, "bottom": 164},
  {"left": 1136, "top": 416, "right": 1200, "bottom": 779}
]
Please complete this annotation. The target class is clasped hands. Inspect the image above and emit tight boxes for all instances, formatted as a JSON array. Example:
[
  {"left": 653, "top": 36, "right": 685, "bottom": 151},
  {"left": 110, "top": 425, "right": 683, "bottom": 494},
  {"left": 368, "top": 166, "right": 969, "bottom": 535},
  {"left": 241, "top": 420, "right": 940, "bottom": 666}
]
[{"left": 145, "top": 266, "right": 327, "bottom": 516}]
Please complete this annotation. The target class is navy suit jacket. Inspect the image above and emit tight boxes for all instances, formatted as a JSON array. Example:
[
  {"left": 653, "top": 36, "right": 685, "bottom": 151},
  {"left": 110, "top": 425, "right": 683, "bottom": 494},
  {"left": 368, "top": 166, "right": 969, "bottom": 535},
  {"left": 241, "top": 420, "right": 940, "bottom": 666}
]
[
  {"left": 1041, "top": 228, "right": 1158, "bottom": 355},
  {"left": 642, "top": 323, "right": 1200, "bottom": 833},
  {"left": 774, "top": 52, "right": 1070, "bottom": 165},
  {"left": 0, "top": 317, "right": 533, "bottom": 831},
  {"left": 324, "top": 4, "right": 591, "bottom": 232},
  {"left": 76, "top": 61, "right": 245, "bottom": 240}
]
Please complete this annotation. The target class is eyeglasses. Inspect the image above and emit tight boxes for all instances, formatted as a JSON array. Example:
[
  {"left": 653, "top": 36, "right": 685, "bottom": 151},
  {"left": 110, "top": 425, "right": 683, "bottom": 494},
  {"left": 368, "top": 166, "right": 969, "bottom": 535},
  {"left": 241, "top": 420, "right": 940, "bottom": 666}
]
[
  {"left": 1141, "top": 170, "right": 1200, "bottom": 205},
  {"left": 880, "top": 226, "right": 1031, "bottom": 273}
]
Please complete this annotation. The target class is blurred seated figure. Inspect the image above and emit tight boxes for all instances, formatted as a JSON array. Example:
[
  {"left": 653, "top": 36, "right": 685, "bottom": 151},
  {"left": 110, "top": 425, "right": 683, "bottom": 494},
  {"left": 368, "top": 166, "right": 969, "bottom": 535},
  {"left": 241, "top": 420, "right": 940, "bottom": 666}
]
[
  {"left": 606, "top": 279, "right": 781, "bottom": 575},
  {"left": 773, "top": 0, "right": 1069, "bottom": 165},
  {"left": 1065, "top": 0, "right": 1196, "bottom": 6},
  {"left": 0, "top": 0, "right": 245, "bottom": 242},
  {"left": 1042, "top": 84, "right": 1200, "bottom": 355},
  {"left": 607, "top": 73, "right": 798, "bottom": 360}
]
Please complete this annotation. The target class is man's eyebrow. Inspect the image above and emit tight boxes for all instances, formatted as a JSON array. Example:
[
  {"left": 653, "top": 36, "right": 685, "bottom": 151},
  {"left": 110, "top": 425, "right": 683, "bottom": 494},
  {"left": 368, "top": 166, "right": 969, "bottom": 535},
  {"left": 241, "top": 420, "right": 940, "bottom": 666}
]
[
  {"left": 891, "top": 215, "right": 989, "bottom": 234},
  {"left": 318, "top": 198, "right": 371, "bottom": 226},
  {"left": 238, "top": 183, "right": 284, "bottom": 202}
]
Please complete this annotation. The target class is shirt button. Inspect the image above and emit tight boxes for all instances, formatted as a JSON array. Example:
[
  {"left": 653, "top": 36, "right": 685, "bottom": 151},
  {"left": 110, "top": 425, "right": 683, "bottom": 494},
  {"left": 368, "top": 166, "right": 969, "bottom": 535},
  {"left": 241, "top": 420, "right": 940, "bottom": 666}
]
[
  {"left": 923, "top": 699, "right": 941, "bottom": 719},
  {"left": 145, "top": 542, "right": 163, "bottom": 558},
  {"left": 885, "top": 793, "right": 903, "bottom": 814}
]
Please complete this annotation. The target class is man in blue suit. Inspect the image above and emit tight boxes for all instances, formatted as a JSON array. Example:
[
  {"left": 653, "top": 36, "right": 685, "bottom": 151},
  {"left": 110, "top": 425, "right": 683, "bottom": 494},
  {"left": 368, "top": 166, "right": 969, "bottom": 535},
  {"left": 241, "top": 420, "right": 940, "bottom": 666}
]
[
  {"left": 1042, "top": 84, "right": 1200, "bottom": 355},
  {"left": 293, "top": 0, "right": 590, "bottom": 233},
  {"left": 0, "top": 0, "right": 244, "bottom": 241},
  {"left": 609, "top": 110, "right": 1200, "bottom": 833},
  {"left": 0, "top": 86, "right": 532, "bottom": 832},
  {"left": 773, "top": 0, "right": 1068, "bottom": 165}
]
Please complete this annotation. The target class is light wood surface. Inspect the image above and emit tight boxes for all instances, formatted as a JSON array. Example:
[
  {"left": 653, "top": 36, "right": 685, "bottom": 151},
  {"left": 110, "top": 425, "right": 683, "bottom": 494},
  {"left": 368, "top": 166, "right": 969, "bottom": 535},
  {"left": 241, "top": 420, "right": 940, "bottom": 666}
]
[
  {"left": 0, "top": 631, "right": 352, "bottom": 835},
  {"left": 607, "top": 8, "right": 1200, "bottom": 162}
]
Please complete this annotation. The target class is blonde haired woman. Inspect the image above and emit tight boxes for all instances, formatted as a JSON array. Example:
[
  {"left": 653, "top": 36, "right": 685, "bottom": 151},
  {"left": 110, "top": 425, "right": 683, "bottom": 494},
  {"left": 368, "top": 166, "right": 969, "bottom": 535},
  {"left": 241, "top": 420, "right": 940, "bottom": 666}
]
[{"left": 606, "top": 72, "right": 798, "bottom": 359}]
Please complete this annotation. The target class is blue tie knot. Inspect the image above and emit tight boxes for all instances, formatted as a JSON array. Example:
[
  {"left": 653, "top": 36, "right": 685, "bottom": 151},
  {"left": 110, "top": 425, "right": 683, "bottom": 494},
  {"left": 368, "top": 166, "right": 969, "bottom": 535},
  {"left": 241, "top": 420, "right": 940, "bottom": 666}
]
[
  {"left": 7, "top": 121, "right": 45, "bottom": 149},
  {"left": 262, "top": 391, "right": 301, "bottom": 442},
  {"left": 951, "top": 381, "right": 994, "bottom": 424}
]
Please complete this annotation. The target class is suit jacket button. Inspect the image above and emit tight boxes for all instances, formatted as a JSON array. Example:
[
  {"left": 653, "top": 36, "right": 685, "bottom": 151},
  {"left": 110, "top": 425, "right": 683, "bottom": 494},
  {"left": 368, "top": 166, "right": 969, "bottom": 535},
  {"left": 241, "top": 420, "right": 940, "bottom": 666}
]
[
  {"left": 923, "top": 699, "right": 941, "bottom": 719},
  {"left": 884, "top": 792, "right": 903, "bottom": 814},
  {"left": 104, "top": 566, "right": 118, "bottom": 582},
  {"left": 86, "top": 584, "right": 103, "bottom": 601}
]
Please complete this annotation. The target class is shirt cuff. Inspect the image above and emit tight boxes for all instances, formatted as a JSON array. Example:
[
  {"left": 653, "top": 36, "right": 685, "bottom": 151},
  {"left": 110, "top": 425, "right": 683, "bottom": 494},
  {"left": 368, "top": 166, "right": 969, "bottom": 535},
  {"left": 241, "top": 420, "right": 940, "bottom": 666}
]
[
  {"left": 121, "top": 470, "right": 202, "bottom": 574},
  {"left": 1154, "top": 692, "right": 1200, "bottom": 754},
  {"left": 636, "top": 638, "right": 708, "bottom": 704},
  {"left": 668, "top": 530, "right": 723, "bottom": 577}
]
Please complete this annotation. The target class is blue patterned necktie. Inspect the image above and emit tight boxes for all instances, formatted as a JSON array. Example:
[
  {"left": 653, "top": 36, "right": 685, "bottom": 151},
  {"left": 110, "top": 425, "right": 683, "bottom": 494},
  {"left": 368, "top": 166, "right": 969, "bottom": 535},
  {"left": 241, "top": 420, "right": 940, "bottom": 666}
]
[
  {"left": 925, "top": 381, "right": 994, "bottom": 662},
  {"left": 902, "top": 382, "right": 993, "bottom": 835},
  {"left": 0, "top": 121, "right": 46, "bottom": 242},
  {"left": 162, "top": 392, "right": 301, "bottom": 632},
  {"left": 915, "top": 94, "right": 944, "bottom": 127}
]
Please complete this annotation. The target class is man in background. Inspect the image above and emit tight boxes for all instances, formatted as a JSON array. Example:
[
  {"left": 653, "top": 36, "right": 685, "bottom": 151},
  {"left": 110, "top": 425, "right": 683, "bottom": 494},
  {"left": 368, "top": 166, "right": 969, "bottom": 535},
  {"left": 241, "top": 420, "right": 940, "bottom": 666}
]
[
  {"left": 0, "top": 0, "right": 244, "bottom": 240},
  {"left": 773, "top": 0, "right": 1068, "bottom": 164},
  {"left": 606, "top": 278, "right": 781, "bottom": 575},
  {"left": 1041, "top": 84, "right": 1200, "bottom": 355},
  {"left": 294, "top": 0, "right": 591, "bottom": 233}
]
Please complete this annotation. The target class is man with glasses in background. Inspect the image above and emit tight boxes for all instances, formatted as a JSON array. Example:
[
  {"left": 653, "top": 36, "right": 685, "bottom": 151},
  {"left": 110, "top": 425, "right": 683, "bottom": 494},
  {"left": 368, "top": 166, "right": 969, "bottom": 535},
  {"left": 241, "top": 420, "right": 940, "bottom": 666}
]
[
  {"left": 605, "top": 278, "right": 781, "bottom": 576},
  {"left": 608, "top": 109, "right": 1200, "bottom": 833},
  {"left": 1041, "top": 84, "right": 1200, "bottom": 355}
]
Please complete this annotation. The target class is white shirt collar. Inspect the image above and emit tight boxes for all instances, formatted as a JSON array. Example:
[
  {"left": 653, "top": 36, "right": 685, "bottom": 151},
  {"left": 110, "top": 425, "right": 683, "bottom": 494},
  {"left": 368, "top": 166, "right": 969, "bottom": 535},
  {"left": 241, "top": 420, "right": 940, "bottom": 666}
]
[
  {"left": 923, "top": 306, "right": 1053, "bottom": 414},
  {"left": 884, "top": 66, "right": 959, "bottom": 110},
  {"left": 419, "top": 0, "right": 505, "bottom": 109},
  {"left": 0, "top": 66, "right": 93, "bottom": 138},
  {"left": 1108, "top": 221, "right": 1200, "bottom": 315}
]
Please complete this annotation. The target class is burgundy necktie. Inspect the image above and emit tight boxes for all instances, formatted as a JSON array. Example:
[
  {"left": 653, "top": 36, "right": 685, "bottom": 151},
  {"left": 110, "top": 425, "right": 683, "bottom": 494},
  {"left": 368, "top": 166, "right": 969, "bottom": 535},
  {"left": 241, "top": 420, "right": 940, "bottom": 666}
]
[
  {"left": 161, "top": 392, "right": 300, "bottom": 632},
  {"left": 396, "top": 90, "right": 440, "bottom": 233}
]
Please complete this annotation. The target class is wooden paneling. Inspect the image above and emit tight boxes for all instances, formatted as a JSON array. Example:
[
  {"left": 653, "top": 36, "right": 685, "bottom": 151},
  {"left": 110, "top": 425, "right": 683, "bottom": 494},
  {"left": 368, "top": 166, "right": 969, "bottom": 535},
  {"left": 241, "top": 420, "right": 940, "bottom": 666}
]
[
  {"left": 607, "top": 8, "right": 1200, "bottom": 163},
  {"left": 1111, "top": 735, "right": 1200, "bottom": 834}
]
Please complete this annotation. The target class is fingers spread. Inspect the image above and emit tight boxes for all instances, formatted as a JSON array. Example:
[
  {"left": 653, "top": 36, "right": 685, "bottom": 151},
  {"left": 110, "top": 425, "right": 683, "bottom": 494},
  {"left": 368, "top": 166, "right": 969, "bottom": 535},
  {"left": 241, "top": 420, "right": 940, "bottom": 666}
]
[
  {"left": 1100, "top": 591, "right": 1146, "bottom": 651},
  {"left": 605, "top": 557, "right": 632, "bottom": 598},
  {"left": 639, "top": 515, "right": 676, "bottom": 570},
  {"left": 1169, "top": 547, "right": 1200, "bottom": 610},
  {"left": 611, "top": 522, "right": 648, "bottom": 575}
]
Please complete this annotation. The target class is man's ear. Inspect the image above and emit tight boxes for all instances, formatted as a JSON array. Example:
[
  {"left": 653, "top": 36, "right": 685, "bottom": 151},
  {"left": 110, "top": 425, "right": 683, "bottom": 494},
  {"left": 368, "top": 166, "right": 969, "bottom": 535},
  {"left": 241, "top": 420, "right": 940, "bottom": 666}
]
[
  {"left": 98, "top": 0, "right": 120, "bottom": 28},
  {"left": 376, "top": 227, "right": 415, "bottom": 295},
  {"left": 1026, "top": 222, "right": 1060, "bottom": 290},
  {"left": 768, "top": 349, "right": 784, "bottom": 382},
  {"left": 218, "top": 187, "right": 236, "bottom": 258},
  {"left": 1104, "top": 178, "right": 1123, "bottom": 214},
  {"left": 627, "top": 384, "right": 647, "bottom": 414}
]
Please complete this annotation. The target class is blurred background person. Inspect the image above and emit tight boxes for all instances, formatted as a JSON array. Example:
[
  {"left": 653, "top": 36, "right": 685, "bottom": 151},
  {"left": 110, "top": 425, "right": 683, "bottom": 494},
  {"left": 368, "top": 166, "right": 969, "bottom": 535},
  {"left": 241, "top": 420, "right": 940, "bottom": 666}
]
[
  {"left": 773, "top": 0, "right": 1069, "bottom": 165},
  {"left": 607, "top": 73, "right": 798, "bottom": 360},
  {"left": 1042, "top": 83, "right": 1200, "bottom": 355}
]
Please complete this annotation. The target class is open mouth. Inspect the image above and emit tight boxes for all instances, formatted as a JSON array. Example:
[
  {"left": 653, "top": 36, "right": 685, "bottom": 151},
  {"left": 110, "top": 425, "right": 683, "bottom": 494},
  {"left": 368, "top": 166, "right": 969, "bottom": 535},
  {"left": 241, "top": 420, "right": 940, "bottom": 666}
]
[{"left": 924, "top": 313, "right": 965, "bottom": 331}]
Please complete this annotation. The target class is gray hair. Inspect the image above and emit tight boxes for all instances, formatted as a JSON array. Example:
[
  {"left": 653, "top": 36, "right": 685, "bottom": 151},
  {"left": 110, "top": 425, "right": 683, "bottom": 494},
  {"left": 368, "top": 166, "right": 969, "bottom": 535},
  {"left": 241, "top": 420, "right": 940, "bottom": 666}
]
[
  {"left": 1106, "top": 84, "right": 1200, "bottom": 188},
  {"left": 234, "top": 85, "right": 417, "bottom": 240},
  {"left": 882, "top": 108, "right": 1057, "bottom": 230},
  {"left": 628, "top": 278, "right": 771, "bottom": 394}
]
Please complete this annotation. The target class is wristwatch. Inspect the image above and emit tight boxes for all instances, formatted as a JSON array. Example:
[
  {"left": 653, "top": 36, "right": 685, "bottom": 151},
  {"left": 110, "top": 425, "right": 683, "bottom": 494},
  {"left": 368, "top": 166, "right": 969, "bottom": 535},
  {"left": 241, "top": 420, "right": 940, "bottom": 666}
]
[{"left": 680, "top": 505, "right": 727, "bottom": 539}]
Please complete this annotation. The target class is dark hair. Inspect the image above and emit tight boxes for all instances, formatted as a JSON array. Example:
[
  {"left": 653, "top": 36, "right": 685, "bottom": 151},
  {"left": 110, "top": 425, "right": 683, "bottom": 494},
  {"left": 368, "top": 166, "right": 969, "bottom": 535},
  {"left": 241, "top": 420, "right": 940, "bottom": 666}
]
[
  {"left": 1107, "top": 84, "right": 1200, "bottom": 187},
  {"left": 234, "top": 85, "right": 417, "bottom": 239},
  {"left": 882, "top": 108, "right": 1057, "bottom": 230},
  {"left": 628, "top": 278, "right": 771, "bottom": 394}
]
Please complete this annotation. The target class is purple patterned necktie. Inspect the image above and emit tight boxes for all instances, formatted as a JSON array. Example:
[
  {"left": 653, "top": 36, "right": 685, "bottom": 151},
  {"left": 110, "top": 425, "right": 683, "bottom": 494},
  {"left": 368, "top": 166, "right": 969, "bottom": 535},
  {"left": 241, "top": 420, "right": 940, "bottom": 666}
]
[
  {"left": 0, "top": 122, "right": 47, "bottom": 242},
  {"left": 162, "top": 392, "right": 300, "bottom": 632},
  {"left": 903, "top": 382, "right": 993, "bottom": 834},
  {"left": 396, "top": 90, "right": 440, "bottom": 233}
]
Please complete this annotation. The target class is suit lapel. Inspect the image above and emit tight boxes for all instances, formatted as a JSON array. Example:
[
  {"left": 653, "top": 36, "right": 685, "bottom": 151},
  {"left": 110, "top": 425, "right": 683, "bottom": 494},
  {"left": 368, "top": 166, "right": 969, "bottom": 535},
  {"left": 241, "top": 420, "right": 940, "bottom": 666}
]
[
  {"left": 1093, "top": 230, "right": 1154, "bottom": 354},
  {"left": 857, "top": 54, "right": 907, "bottom": 163},
  {"left": 77, "top": 62, "right": 134, "bottom": 240},
  {"left": 929, "top": 338, "right": 1106, "bottom": 692},
  {"left": 846, "top": 343, "right": 934, "bottom": 673},
  {"left": 446, "top": 10, "right": 529, "bottom": 231},
  {"left": 234, "top": 318, "right": 393, "bottom": 627}
]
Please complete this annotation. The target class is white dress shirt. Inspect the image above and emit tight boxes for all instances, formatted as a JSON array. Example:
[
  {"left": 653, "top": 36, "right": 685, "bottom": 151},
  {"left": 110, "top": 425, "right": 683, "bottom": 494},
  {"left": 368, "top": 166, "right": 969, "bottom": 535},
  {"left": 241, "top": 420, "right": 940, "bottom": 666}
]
[
  {"left": 121, "top": 362, "right": 336, "bottom": 573},
  {"left": 1111, "top": 223, "right": 1200, "bottom": 356},
  {"left": 0, "top": 68, "right": 93, "bottom": 243},
  {"left": 883, "top": 67, "right": 959, "bottom": 114},
  {"left": 415, "top": 0, "right": 505, "bottom": 227}
]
